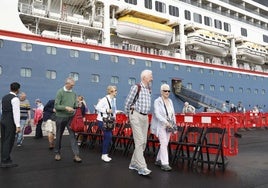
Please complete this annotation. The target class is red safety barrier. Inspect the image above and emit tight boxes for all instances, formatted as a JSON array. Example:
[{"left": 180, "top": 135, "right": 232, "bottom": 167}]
[
  {"left": 83, "top": 113, "right": 251, "bottom": 157},
  {"left": 175, "top": 113, "right": 239, "bottom": 156}
]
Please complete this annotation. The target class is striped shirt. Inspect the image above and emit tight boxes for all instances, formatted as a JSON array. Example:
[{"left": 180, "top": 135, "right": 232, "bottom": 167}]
[
  {"left": 124, "top": 82, "right": 151, "bottom": 114},
  {"left": 20, "top": 99, "right": 31, "bottom": 120}
]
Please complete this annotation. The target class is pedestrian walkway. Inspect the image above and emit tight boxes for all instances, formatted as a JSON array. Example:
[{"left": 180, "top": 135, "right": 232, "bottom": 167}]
[{"left": 0, "top": 129, "right": 268, "bottom": 188}]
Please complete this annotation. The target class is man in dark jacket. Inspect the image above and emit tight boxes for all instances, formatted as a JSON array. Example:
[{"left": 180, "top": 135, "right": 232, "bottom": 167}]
[{"left": 1, "top": 82, "right": 21, "bottom": 168}]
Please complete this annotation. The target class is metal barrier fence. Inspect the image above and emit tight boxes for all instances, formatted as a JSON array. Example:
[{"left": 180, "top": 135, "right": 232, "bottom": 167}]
[{"left": 81, "top": 112, "right": 268, "bottom": 157}]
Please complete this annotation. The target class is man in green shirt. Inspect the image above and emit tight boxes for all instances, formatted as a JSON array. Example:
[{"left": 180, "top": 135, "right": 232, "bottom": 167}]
[{"left": 54, "top": 77, "right": 82, "bottom": 163}]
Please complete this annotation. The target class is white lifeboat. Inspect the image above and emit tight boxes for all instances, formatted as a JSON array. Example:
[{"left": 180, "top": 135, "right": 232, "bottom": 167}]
[
  {"left": 236, "top": 41, "right": 267, "bottom": 65},
  {"left": 186, "top": 29, "right": 230, "bottom": 57},
  {"left": 116, "top": 15, "right": 173, "bottom": 45}
]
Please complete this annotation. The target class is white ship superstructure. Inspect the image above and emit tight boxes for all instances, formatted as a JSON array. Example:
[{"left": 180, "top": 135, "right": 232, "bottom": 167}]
[{"left": 5, "top": 0, "right": 266, "bottom": 70}]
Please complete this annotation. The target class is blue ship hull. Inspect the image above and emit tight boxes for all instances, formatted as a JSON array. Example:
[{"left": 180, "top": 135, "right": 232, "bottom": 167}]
[{"left": 0, "top": 31, "right": 267, "bottom": 113}]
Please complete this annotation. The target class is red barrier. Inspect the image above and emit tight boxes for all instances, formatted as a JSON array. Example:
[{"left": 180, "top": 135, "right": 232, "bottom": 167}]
[
  {"left": 84, "top": 112, "right": 268, "bottom": 157},
  {"left": 175, "top": 113, "right": 239, "bottom": 156}
]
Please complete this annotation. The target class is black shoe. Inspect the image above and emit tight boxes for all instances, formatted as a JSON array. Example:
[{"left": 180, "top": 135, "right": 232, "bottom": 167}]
[
  {"left": 155, "top": 160, "right": 162, "bottom": 167},
  {"left": 0, "top": 163, "right": 18, "bottom": 168}
]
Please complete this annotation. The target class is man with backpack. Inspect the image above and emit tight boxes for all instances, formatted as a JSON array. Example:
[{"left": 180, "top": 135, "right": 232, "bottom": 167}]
[{"left": 125, "top": 70, "right": 153, "bottom": 176}]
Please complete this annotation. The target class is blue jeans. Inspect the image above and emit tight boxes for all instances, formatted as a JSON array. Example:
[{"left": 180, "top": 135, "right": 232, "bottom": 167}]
[
  {"left": 17, "top": 119, "right": 27, "bottom": 145},
  {"left": 97, "top": 121, "right": 112, "bottom": 154}
]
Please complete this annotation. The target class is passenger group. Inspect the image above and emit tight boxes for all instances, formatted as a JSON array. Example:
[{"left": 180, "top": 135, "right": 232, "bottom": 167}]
[{"left": 0, "top": 69, "right": 263, "bottom": 176}]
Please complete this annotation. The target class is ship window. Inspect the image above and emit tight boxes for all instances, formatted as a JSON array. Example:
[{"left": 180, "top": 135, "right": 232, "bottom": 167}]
[
  {"left": 145, "top": 60, "right": 152, "bottom": 67},
  {"left": 199, "top": 68, "right": 204, "bottom": 74},
  {"left": 239, "top": 87, "right": 243, "bottom": 93},
  {"left": 111, "top": 55, "right": 119, "bottom": 63},
  {"left": 214, "top": 19, "right": 222, "bottom": 29},
  {"left": 129, "top": 58, "right": 136, "bottom": 65},
  {"left": 161, "top": 80, "right": 168, "bottom": 85},
  {"left": 111, "top": 76, "right": 119, "bottom": 84},
  {"left": 187, "top": 83, "right": 192, "bottom": 89},
  {"left": 263, "top": 35, "right": 268, "bottom": 43},
  {"left": 184, "top": 10, "right": 191, "bottom": 20},
  {"left": 229, "top": 86, "right": 234, "bottom": 93},
  {"left": 174, "top": 65, "right": 180, "bottom": 70},
  {"left": 21, "top": 43, "right": 32, "bottom": 52},
  {"left": 193, "top": 13, "right": 202, "bottom": 24},
  {"left": 186, "top": 66, "right": 191, "bottom": 72},
  {"left": 128, "top": 77, "right": 136, "bottom": 85},
  {"left": 261, "top": 89, "right": 265, "bottom": 95},
  {"left": 70, "top": 50, "right": 79, "bottom": 58},
  {"left": 169, "top": 5, "right": 179, "bottom": 17},
  {"left": 209, "top": 69, "right": 214, "bottom": 74},
  {"left": 46, "top": 70, "right": 56, "bottom": 80},
  {"left": 246, "top": 88, "right": 251, "bottom": 94},
  {"left": 241, "top": 28, "right": 247, "bottom": 37},
  {"left": 210, "top": 85, "right": 215, "bottom": 91},
  {"left": 219, "top": 71, "right": 224, "bottom": 76},
  {"left": 228, "top": 72, "right": 233, "bottom": 77},
  {"left": 204, "top": 16, "right": 212, "bottom": 26},
  {"left": 238, "top": 74, "right": 242, "bottom": 78},
  {"left": 200, "top": 84, "right": 204, "bottom": 91},
  {"left": 0, "top": 39, "right": 3, "bottom": 48},
  {"left": 160, "top": 62, "right": 166, "bottom": 69},
  {"left": 69, "top": 72, "right": 79, "bottom": 81},
  {"left": 224, "top": 22, "right": 231, "bottom": 32},
  {"left": 124, "top": 0, "right": 137, "bottom": 5},
  {"left": 145, "top": 0, "right": 152, "bottom": 9},
  {"left": 46, "top": 46, "right": 57, "bottom": 55},
  {"left": 220, "top": 86, "right": 225, "bottom": 92},
  {"left": 253, "top": 76, "right": 257, "bottom": 80},
  {"left": 91, "top": 53, "right": 99, "bottom": 60},
  {"left": 246, "top": 75, "right": 250, "bottom": 79},
  {"left": 0, "top": 66, "right": 2, "bottom": 75},
  {"left": 254, "top": 89, "right": 258, "bottom": 94},
  {"left": 20, "top": 68, "right": 31, "bottom": 77},
  {"left": 91, "top": 74, "right": 100, "bottom": 83},
  {"left": 155, "top": 1, "right": 166, "bottom": 13}
]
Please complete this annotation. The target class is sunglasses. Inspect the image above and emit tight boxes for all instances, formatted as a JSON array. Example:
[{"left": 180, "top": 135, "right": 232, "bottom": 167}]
[{"left": 162, "top": 90, "right": 170, "bottom": 93}]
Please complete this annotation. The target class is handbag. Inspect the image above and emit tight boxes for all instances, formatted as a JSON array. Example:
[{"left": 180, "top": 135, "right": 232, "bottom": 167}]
[
  {"left": 102, "top": 115, "right": 115, "bottom": 131},
  {"left": 166, "top": 119, "right": 178, "bottom": 133},
  {"left": 101, "top": 97, "right": 115, "bottom": 131},
  {"left": 162, "top": 99, "right": 177, "bottom": 133},
  {"left": 24, "top": 122, "right": 32, "bottom": 135},
  {"left": 70, "top": 108, "right": 85, "bottom": 132}
]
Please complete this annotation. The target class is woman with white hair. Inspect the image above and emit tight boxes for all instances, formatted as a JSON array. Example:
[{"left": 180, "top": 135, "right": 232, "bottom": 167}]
[{"left": 150, "top": 84, "right": 176, "bottom": 171}]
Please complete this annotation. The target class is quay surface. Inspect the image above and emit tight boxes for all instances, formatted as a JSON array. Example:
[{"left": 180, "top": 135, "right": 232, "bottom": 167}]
[{"left": 0, "top": 129, "right": 268, "bottom": 188}]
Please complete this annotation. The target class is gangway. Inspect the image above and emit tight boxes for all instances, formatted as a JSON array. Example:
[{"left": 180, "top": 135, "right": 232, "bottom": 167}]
[{"left": 172, "top": 78, "right": 226, "bottom": 111}]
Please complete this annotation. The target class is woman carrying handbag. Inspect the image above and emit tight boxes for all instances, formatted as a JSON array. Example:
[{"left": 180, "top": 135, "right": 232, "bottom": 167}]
[{"left": 95, "top": 85, "right": 117, "bottom": 162}]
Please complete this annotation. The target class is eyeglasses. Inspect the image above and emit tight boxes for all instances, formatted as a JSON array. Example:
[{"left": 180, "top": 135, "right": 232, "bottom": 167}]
[{"left": 162, "top": 90, "right": 170, "bottom": 93}]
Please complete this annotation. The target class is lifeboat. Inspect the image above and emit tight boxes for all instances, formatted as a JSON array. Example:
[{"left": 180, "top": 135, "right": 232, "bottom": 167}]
[
  {"left": 236, "top": 41, "right": 267, "bottom": 65},
  {"left": 186, "top": 29, "right": 230, "bottom": 57},
  {"left": 116, "top": 15, "right": 173, "bottom": 45}
]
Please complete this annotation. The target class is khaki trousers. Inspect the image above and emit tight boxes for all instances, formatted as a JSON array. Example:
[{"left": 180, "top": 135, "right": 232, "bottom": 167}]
[{"left": 129, "top": 110, "right": 149, "bottom": 169}]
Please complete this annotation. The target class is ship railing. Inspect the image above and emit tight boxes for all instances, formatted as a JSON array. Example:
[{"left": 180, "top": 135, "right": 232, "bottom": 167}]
[
  {"left": 32, "top": 6, "right": 47, "bottom": 17},
  {"left": 18, "top": 2, "right": 32, "bottom": 15}
]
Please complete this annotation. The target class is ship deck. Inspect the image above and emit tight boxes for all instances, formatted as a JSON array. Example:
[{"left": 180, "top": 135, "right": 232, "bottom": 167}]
[{"left": 0, "top": 129, "right": 268, "bottom": 188}]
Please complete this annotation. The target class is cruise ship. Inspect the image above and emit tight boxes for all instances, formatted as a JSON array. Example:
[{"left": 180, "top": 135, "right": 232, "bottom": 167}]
[{"left": 0, "top": 0, "right": 267, "bottom": 112}]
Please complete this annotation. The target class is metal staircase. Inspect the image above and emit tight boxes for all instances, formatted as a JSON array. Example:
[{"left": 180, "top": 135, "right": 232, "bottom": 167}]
[{"left": 172, "top": 78, "right": 226, "bottom": 111}]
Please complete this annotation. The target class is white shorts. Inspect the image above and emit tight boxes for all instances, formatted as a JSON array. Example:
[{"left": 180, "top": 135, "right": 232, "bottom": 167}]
[{"left": 42, "top": 119, "right": 56, "bottom": 135}]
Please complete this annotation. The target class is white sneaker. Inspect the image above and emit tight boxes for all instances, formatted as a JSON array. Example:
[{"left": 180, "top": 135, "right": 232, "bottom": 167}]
[{"left": 101, "top": 154, "right": 111, "bottom": 162}]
